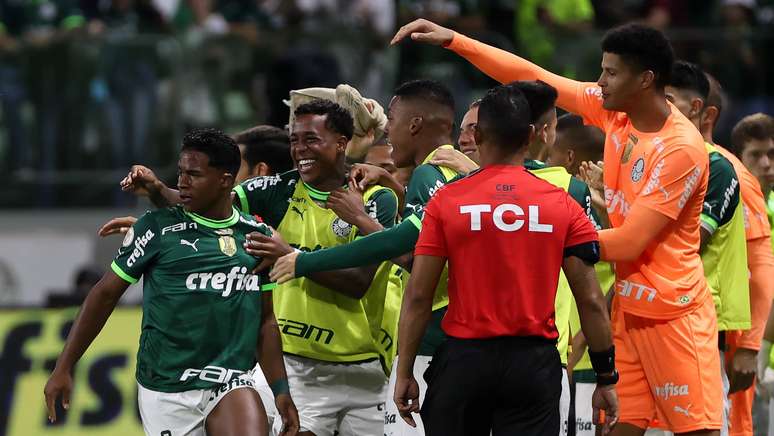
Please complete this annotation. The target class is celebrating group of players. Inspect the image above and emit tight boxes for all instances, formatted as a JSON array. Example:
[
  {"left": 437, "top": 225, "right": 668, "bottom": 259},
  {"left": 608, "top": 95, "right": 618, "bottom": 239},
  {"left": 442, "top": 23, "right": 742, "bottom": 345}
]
[{"left": 42, "top": 15, "right": 774, "bottom": 436}]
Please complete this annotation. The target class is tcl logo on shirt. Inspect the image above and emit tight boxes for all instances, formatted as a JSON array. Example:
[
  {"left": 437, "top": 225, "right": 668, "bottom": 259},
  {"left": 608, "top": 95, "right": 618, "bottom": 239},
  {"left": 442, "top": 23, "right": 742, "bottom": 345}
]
[{"left": 459, "top": 203, "right": 554, "bottom": 233}]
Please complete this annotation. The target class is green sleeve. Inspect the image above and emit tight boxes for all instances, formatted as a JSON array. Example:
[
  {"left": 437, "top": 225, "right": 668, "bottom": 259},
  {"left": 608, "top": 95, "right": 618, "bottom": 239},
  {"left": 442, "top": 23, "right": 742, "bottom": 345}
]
[
  {"left": 702, "top": 153, "right": 740, "bottom": 233},
  {"left": 365, "top": 188, "right": 399, "bottom": 230},
  {"left": 296, "top": 219, "right": 420, "bottom": 277},
  {"left": 232, "top": 172, "right": 296, "bottom": 227},
  {"left": 568, "top": 177, "right": 598, "bottom": 228},
  {"left": 403, "top": 164, "right": 446, "bottom": 218},
  {"left": 111, "top": 211, "right": 162, "bottom": 284}
]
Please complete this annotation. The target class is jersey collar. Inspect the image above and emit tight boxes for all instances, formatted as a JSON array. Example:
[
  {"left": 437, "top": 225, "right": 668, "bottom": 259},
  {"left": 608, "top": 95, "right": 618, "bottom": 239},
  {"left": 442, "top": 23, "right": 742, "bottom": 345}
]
[
  {"left": 422, "top": 144, "right": 455, "bottom": 165},
  {"left": 185, "top": 207, "right": 240, "bottom": 228},
  {"left": 303, "top": 182, "right": 332, "bottom": 202}
]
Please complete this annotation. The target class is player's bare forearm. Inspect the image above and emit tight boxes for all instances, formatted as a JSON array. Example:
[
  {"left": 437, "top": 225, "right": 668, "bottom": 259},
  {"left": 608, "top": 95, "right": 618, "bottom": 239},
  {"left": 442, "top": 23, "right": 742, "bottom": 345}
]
[
  {"left": 308, "top": 264, "right": 379, "bottom": 299},
  {"left": 352, "top": 215, "right": 384, "bottom": 236},
  {"left": 257, "top": 294, "right": 288, "bottom": 386},
  {"left": 149, "top": 182, "right": 180, "bottom": 208},
  {"left": 397, "top": 255, "right": 445, "bottom": 378},
  {"left": 53, "top": 272, "right": 129, "bottom": 372},
  {"left": 564, "top": 256, "right": 613, "bottom": 353},
  {"left": 392, "top": 253, "right": 414, "bottom": 271}
]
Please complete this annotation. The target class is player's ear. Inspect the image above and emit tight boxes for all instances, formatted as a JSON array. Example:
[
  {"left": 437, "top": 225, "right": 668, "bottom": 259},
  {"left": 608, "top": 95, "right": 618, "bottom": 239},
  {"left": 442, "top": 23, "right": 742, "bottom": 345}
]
[
  {"left": 567, "top": 149, "right": 575, "bottom": 166},
  {"left": 689, "top": 98, "right": 705, "bottom": 119},
  {"left": 641, "top": 70, "right": 656, "bottom": 90},
  {"left": 409, "top": 116, "right": 424, "bottom": 136},
  {"left": 222, "top": 172, "right": 235, "bottom": 188},
  {"left": 539, "top": 124, "right": 550, "bottom": 144},
  {"left": 253, "top": 162, "right": 271, "bottom": 177},
  {"left": 701, "top": 105, "right": 719, "bottom": 127},
  {"left": 337, "top": 135, "right": 348, "bottom": 153}
]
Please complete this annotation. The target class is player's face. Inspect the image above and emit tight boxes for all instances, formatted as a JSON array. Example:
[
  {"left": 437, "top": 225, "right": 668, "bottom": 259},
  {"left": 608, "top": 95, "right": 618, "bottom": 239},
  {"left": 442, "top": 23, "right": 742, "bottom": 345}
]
[
  {"left": 598, "top": 53, "right": 643, "bottom": 111},
  {"left": 290, "top": 114, "right": 346, "bottom": 186},
  {"left": 740, "top": 137, "right": 774, "bottom": 190},
  {"left": 177, "top": 150, "right": 231, "bottom": 213},
  {"left": 458, "top": 106, "right": 480, "bottom": 164},
  {"left": 386, "top": 96, "right": 416, "bottom": 168},
  {"left": 365, "top": 145, "right": 398, "bottom": 175}
]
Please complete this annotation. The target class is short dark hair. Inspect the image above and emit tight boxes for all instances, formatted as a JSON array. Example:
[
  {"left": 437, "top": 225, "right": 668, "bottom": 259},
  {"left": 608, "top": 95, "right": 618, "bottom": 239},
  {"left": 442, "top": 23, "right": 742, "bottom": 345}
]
[
  {"left": 294, "top": 100, "right": 354, "bottom": 140},
  {"left": 233, "top": 125, "right": 293, "bottom": 174},
  {"left": 556, "top": 114, "right": 605, "bottom": 160},
  {"left": 181, "top": 128, "right": 241, "bottom": 176},
  {"left": 731, "top": 113, "right": 774, "bottom": 157},
  {"left": 601, "top": 23, "right": 674, "bottom": 88},
  {"left": 394, "top": 79, "right": 456, "bottom": 114},
  {"left": 669, "top": 60, "right": 709, "bottom": 99},
  {"left": 477, "top": 84, "right": 532, "bottom": 150},
  {"left": 511, "top": 80, "right": 558, "bottom": 124}
]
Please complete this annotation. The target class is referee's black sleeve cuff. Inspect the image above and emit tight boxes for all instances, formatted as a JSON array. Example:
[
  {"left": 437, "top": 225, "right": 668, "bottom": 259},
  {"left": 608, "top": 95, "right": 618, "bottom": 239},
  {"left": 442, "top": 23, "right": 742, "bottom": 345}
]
[{"left": 563, "top": 241, "right": 600, "bottom": 265}]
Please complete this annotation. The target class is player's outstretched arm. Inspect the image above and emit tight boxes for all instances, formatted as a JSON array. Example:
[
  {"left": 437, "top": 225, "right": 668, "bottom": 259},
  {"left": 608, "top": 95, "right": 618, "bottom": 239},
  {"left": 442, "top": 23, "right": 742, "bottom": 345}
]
[
  {"left": 120, "top": 165, "right": 181, "bottom": 207},
  {"left": 44, "top": 271, "right": 130, "bottom": 422},
  {"left": 395, "top": 254, "right": 445, "bottom": 427},
  {"left": 257, "top": 293, "right": 300, "bottom": 435},
  {"left": 98, "top": 216, "right": 138, "bottom": 237},
  {"left": 598, "top": 204, "right": 671, "bottom": 262},
  {"left": 269, "top": 219, "right": 420, "bottom": 284},
  {"left": 392, "top": 19, "right": 598, "bottom": 119}
]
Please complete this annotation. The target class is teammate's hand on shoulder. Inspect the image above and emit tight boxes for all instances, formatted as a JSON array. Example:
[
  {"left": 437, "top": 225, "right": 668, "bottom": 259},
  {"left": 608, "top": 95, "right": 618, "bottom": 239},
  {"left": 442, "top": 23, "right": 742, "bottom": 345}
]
[
  {"left": 245, "top": 227, "right": 293, "bottom": 267},
  {"left": 394, "top": 375, "right": 421, "bottom": 427},
  {"left": 98, "top": 216, "right": 138, "bottom": 237},
  {"left": 44, "top": 368, "right": 73, "bottom": 423},
  {"left": 729, "top": 347, "right": 757, "bottom": 393},
  {"left": 391, "top": 18, "right": 454, "bottom": 47},
  {"left": 327, "top": 183, "right": 369, "bottom": 226},
  {"left": 270, "top": 251, "right": 299, "bottom": 284},
  {"left": 275, "top": 393, "right": 300, "bottom": 436},
  {"left": 592, "top": 384, "right": 618, "bottom": 435},
  {"left": 120, "top": 165, "right": 161, "bottom": 197},
  {"left": 429, "top": 148, "right": 479, "bottom": 174},
  {"left": 350, "top": 163, "right": 389, "bottom": 191}
]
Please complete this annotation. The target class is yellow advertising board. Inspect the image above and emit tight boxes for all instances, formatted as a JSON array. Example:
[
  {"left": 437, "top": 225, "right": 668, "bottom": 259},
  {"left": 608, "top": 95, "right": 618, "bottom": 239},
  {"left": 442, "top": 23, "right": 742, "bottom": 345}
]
[{"left": 0, "top": 308, "right": 144, "bottom": 436}]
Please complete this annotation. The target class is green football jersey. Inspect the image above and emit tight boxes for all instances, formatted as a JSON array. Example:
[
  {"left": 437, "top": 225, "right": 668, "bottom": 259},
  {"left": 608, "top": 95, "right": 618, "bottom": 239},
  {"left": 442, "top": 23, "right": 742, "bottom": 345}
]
[
  {"left": 111, "top": 205, "right": 275, "bottom": 393},
  {"left": 233, "top": 169, "right": 399, "bottom": 362}
]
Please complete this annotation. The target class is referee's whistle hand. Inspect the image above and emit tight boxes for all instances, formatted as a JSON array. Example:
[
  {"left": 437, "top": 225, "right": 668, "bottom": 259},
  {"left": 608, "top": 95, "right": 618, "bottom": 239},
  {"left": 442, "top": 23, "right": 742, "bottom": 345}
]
[{"left": 394, "top": 376, "right": 420, "bottom": 427}]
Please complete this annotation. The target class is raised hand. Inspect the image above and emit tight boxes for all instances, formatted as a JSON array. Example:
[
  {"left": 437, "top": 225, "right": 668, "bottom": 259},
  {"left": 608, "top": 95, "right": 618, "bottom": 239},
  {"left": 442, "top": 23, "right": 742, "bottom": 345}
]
[
  {"left": 391, "top": 19, "right": 454, "bottom": 47},
  {"left": 120, "top": 165, "right": 161, "bottom": 197},
  {"left": 98, "top": 216, "right": 138, "bottom": 237}
]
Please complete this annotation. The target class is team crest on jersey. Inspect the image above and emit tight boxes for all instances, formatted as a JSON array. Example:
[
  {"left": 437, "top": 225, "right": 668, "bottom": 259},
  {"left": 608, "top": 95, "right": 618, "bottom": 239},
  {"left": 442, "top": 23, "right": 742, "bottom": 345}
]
[
  {"left": 621, "top": 134, "right": 638, "bottom": 164},
  {"left": 122, "top": 227, "right": 135, "bottom": 247},
  {"left": 631, "top": 157, "right": 645, "bottom": 182},
  {"left": 215, "top": 228, "right": 234, "bottom": 236},
  {"left": 331, "top": 218, "right": 352, "bottom": 238},
  {"left": 218, "top": 236, "right": 237, "bottom": 256}
]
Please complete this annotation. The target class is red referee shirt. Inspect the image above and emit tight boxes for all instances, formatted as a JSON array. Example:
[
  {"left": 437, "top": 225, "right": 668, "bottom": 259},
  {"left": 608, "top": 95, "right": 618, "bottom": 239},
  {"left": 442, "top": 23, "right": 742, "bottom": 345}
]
[{"left": 415, "top": 165, "right": 598, "bottom": 340}]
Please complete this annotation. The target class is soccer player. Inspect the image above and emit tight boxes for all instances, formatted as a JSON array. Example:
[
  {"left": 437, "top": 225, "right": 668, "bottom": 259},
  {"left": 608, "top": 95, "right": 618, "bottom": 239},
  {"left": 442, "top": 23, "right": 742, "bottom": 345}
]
[
  {"left": 122, "top": 101, "right": 400, "bottom": 436},
  {"left": 43, "top": 129, "right": 299, "bottom": 436},
  {"left": 664, "top": 61, "right": 749, "bottom": 435},
  {"left": 393, "top": 82, "right": 617, "bottom": 436},
  {"left": 272, "top": 80, "right": 466, "bottom": 436},
  {"left": 233, "top": 125, "right": 295, "bottom": 183},
  {"left": 545, "top": 114, "right": 606, "bottom": 177},
  {"left": 391, "top": 18, "right": 720, "bottom": 435}
]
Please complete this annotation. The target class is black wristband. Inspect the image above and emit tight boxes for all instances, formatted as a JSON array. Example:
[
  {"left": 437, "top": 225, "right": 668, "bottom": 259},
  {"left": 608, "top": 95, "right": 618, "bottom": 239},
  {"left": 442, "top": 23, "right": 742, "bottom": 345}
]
[{"left": 589, "top": 346, "right": 615, "bottom": 374}]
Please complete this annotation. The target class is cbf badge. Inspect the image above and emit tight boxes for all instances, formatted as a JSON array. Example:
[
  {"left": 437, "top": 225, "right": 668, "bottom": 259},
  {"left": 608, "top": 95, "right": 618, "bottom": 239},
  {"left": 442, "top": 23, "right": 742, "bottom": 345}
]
[
  {"left": 331, "top": 218, "right": 352, "bottom": 238},
  {"left": 631, "top": 157, "right": 645, "bottom": 182},
  {"left": 219, "top": 235, "right": 237, "bottom": 256}
]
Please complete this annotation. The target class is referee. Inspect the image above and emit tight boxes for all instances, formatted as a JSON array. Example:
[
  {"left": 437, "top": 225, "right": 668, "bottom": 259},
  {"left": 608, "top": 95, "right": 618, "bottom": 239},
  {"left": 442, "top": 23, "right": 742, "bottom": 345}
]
[{"left": 393, "top": 83, "right": 619, "bottom": 436}]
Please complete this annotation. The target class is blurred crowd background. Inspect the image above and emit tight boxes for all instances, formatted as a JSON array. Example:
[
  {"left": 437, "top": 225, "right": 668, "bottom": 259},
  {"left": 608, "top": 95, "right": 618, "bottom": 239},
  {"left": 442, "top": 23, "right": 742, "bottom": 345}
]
[{"left": 1, "top": 0, "right": 773, "bottom": 209}]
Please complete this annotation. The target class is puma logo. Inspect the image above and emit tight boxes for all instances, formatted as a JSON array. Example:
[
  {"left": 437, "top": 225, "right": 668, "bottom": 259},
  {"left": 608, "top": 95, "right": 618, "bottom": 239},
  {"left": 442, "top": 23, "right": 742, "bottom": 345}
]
[
  {"left": 291, "top": 205, "right": 305, "bottom": 220},
  {"left": 673, "top": 404, "right": 691, "bottom": 417},
  {"left": 180, "top": 238, "right": 199, "bottom": 252}
]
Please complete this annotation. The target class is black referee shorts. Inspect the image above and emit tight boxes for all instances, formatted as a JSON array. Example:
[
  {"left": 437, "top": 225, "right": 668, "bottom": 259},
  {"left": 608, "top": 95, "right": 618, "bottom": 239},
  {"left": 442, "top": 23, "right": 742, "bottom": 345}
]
[{"left": 420, "top": 336, "right": 562, "bottom": 436}]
